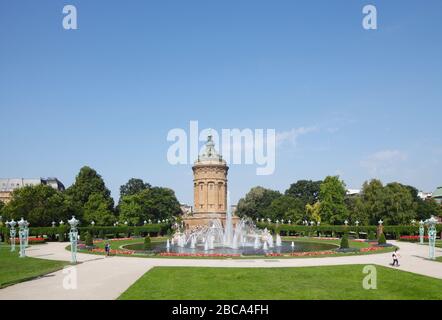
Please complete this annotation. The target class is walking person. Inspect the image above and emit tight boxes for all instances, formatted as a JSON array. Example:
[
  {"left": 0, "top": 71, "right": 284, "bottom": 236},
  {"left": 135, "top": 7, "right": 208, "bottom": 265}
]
[
  {"left": 105, "top": 242, "right": 111, "bottom": 257},
  {"left": 392, "top": 248, "right": 400, "bottom": 267}
]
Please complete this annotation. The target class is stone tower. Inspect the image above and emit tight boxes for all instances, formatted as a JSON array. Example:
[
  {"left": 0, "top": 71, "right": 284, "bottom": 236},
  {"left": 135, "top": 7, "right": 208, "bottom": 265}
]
[{"left": 184, "top": 134, "right": 229, "bottom": 228}]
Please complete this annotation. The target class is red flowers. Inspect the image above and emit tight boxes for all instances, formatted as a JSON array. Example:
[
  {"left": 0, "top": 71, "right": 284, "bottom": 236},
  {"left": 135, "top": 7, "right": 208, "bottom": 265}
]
[
  {"left": 93, "top": 238, "right": 133, "bottom": 244},
  {"left": 159, "top": 253, "right": 241, "bottom": 258},
  {"left": 91, "top": 248, "right": 135, "bottom": 255},
  {"left": 400, "top": 235, "right": 428, "bottom": 241},
  {"left": 360, "top": 247, "right": 384, "bottom": 252},
  {"left": 8, "top": 237, "right": 46, "bottom": 244}
]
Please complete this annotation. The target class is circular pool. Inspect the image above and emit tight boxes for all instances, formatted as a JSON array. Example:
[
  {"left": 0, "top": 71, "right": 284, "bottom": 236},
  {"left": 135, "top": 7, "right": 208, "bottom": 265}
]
[{"left": 123, "top": 241, "right": 338, "bottom": 256}]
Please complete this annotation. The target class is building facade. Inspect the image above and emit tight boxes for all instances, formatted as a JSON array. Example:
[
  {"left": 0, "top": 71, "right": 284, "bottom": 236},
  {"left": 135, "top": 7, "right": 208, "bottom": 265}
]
[
  {"left": 183, "top": 134, "right": 238, "bottom": 229},
  {"left": 0, "top": 178, "right": 65, "bottom": 204},
  {"left": 432, "top": 186, "right": 442, "bottom": 205}
]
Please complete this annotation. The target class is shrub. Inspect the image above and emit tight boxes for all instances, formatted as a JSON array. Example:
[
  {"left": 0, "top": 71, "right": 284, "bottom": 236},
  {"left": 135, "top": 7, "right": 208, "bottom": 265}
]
[
  {"left": 340, "top": 233, "right": 349, "bottom": 249},
  {"left": 378, "top": 232, "right": 387, "bottom": 245},
  {"left": 368, "top": 231, "right": 376, "bottom": 241},
  {"left": 144, "top": 236, "right": 151, "bottom": 250},
  {"left": 85, "top": 232, "right": 93, "bottom": 247}
]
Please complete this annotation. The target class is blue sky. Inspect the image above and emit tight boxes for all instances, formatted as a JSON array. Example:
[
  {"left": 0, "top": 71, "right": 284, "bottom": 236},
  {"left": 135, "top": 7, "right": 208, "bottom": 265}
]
[{"left": 1, "top": 0, "right": 441, "bottom": 205}]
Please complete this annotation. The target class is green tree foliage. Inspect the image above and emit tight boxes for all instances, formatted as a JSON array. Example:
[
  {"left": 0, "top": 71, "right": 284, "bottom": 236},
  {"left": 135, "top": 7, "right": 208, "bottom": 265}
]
[
  {"left": 236, "top": 187, "right": 282, "bottom": 220},
  {"left": 144, "top": 235, "right": 151, "bottom": 250},
  {"left": 378, "top": 232, "right": 387, "bottom": 245},
  {"left": 417, "top": 198, "right": 442, "bottom": 221},
  {"left": 83, "top": 193, "right": 116, "bottom": 226},
  {"left": 120, "top": 178, "right": 151, "bottom": 198},
  {"left": 319, "top": 176, "right": 348, "bottom": 225},
  {"left": 357, "top": 180, "right": 418, "bottom": 225},
  {"left": 85, "top": 231, "right": 93, "bottom": 246},
  {"left": 306, "top": 201, "right": 321, "bottom": 223},
  {"left": 119, "top": 187, "right": 181, "bottom": 225},
  {"left": 66, "top": 166, "right": 114, "bottom": 222},
  {"left": 285, "top": 180, "right": 322, "bottom": 206},
  {"left": 267, "top": 195, "right": 304, "bottom": 222},
  {"left": 383, "top": 182, "right": 416, "bottom": 225},
  {"left": 1, "top": 185, "right": 73, "bottom": 226},
  {"left": 340, "top": 233, "right": 349, "bottom": 249},
  {"left": 345, "top": 195, "right": 369, "bottom": 225}
]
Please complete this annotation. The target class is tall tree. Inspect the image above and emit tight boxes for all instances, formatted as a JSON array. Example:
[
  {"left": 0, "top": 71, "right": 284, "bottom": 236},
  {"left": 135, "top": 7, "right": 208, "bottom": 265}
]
[
  {"left": 383, "top": 182, "right": 416, "bottom": 225},
  {"left": 83, "top": 193, "right": 116, "bottom": 226},
  {"left": 118, "top": 187, "right": 181, "bottom": 225},
  {"left": 285, "top": 180, "right": 322, "bottom": 206},
  {"left": 359, "top": 179, "right": 386, "bottom": 225},
  {"left": 66, "top": 166, "right": 114, "bottom": 221},
  {"left": 319, "top": 176, "right": 348, "bottom": 224},
  {"left": 1, "top": 185, "right": 73, "bottom": 226},
  {"left": 120, "top": 178, "right": 151, "bottom": 198},
  {"left": 266, "top": 195, "right": 304, "bottom": 222},
  {"left": 236, "top": 186, "right": 282, "bottom": 220},
  {"left": 345, "top": 195, "right": 369, "bottom": 225},
  {"left": 306, "top": 201, "right": 322, "bottom": 223}
]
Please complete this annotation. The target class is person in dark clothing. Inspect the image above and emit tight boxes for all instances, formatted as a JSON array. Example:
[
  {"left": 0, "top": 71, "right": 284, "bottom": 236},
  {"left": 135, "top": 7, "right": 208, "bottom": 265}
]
[
  {"left": 392, "top": 248, "right": 400, "bottom": 266},
  {"left": 105, "top": 242, "right": 111, "bottom": 257}
]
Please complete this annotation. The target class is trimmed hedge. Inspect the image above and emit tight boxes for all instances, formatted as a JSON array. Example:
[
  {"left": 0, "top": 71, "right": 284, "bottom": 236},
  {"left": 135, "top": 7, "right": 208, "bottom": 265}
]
[
  {"left": 0, "top": 224, "right": 169, "bottom": 242},
  {"left": 256, "top": 223, "right": 442, "bottom": 240}
]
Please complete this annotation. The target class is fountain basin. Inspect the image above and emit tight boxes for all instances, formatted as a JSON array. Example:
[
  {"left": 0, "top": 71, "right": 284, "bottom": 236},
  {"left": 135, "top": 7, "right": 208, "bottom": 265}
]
[{"left": 122, "top": 241, "right": 338, "bottom": 256}]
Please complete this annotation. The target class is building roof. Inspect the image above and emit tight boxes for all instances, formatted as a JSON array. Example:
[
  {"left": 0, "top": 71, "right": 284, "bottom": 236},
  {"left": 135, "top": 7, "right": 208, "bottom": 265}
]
[
  {"left": 195, "top": 133, "right": 226, "bottom": 165},
  {"left": 432, "top": 186, "right": 442, "bottom": 198},
  {"left": 0, "top": 178, "right": 65, "bottom": 192}
]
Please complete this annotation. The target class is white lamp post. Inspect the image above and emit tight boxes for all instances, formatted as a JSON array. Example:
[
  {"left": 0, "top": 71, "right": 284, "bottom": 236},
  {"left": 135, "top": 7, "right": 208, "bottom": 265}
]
[
  {"left": 7, "top": 219, "right": 16, "bottom": 252},
  {"left": 68, "top": 216, "right": 79, "bottom": 264},
  {"left": 426, "top": 216, "right": 437, "bottom": 260},
  {"left": 18, "top": 218, "right": 26, "bottom": 258},
  {"left": 24, "top": 220, "right": 30, "bottom": 247},
  {"left": 419, "top": 220, "right": 425, "bottom": 244}
]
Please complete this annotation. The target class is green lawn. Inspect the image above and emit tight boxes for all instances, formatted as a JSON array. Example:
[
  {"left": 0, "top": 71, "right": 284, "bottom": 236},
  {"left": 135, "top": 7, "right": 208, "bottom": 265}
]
[
  {"left": 0, "top": 245, "right": 67, "bottom": 288},
  {"left": 119, "top": 265, "right": 442, "bottom": 300}
]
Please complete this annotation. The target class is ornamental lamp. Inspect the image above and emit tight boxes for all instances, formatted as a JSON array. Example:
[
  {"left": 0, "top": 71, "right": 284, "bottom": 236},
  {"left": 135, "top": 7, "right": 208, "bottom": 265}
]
[
  {"left": 9, "top": 219, "right": 16, "bottom": 228},
  {"left": 68, "top": 216, "right": 79, "bottom": 228}
]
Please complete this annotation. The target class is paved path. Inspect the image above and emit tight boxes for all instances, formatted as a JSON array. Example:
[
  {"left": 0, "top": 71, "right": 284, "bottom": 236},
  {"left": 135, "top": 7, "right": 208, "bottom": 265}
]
[{"left": 0, "top": 241, "right": 441, "bottom": 300}]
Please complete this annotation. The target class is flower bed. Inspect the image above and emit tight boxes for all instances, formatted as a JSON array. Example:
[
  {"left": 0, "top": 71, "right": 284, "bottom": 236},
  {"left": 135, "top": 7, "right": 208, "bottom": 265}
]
[
  {"left": 158, "top": 252, "right": 241, "bottom": 258},
  {"left": 399, "top": 235, "right": 428, "bottom": 243},
  {"left": 93, "top": 237, "right": 134, "bottom": 244},
  {"left": 90, "top": 248, "right": 135, "bottom": 255},
  {"left": 360, "top": 246, "right": 384, "bottom": 252},
  {"left": 8, "top": 237, "right": 46, "bottom": 244},
  {"left": 266, "top": 250, "right": 336, "bottom": 257}
]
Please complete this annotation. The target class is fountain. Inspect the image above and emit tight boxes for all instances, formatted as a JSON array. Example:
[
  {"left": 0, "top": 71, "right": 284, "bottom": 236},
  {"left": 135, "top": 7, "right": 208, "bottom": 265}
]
[
  {"left": 276, "top": 234, "right": 282, "bottom": 247},
  {"left": 162, "top": 204, "right": 337, "bottom": 256}
]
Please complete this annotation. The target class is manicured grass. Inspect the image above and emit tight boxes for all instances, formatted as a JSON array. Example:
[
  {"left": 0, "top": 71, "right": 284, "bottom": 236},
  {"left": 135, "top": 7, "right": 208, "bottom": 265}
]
[
  {"left": 0, "top": 245, "right": 67, "bottom": 288},
  {"left": 119, "top": 265, "right": 442, "bottom": 300},
  {"left": 436, "top": 256, "right": 442, "bottom": 263}
]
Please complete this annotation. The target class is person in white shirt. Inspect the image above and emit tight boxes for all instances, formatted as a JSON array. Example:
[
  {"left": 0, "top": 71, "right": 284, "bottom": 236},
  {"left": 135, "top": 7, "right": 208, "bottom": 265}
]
[{"left": 392, "top": 248, "right": 400, "bottom": 266}]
